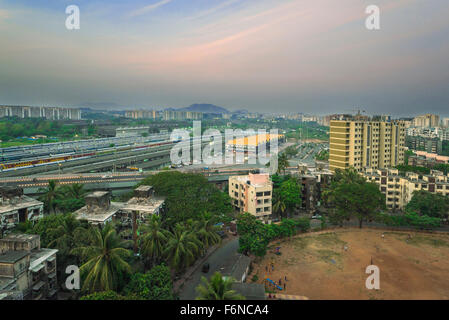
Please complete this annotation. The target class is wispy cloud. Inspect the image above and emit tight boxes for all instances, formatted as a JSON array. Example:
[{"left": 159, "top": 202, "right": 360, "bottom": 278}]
[
  {"left": 128, "top": 0, "right": 173, "bottom": 17},
  {"left": 185, "top": 0, "right": 241, "bottom": 21}
]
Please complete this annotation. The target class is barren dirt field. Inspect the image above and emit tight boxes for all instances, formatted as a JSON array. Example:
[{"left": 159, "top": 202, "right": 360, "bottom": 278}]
[{"left": 249, "top": 229, "right": 449, "bottom": 299}]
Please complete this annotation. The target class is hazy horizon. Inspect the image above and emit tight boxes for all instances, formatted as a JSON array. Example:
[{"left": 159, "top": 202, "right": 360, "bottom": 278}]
[{"left": 1, "top": 0, "right": 449, "bottom": 117}]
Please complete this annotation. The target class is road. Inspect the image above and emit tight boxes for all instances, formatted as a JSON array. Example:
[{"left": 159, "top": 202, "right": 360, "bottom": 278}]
[
  {"left": 288, "top": 142, "right": 328, "bottom": 167},
  {"left": 179, "top": 237, "right": 240, "bottom": 300}
]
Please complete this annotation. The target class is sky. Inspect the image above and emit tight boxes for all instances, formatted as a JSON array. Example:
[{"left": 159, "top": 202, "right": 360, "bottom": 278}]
[{"left": 0, "top": 0, "right": 448, "bottom": 117}]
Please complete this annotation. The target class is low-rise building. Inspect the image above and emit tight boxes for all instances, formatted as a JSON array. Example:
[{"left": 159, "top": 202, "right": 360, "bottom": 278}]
[
  {"left": 363, "top": 168, "right": 449, "bottom": 211},
  {"left": 73, "top": 191, "right": 124, "bottom": 225},
  {"left": 0, "top": 234, "right": 57, "bottom": 300},
  {"left": 0, "top": 187, "right": 43, "bottom": 235},
  {"left": 229, "top": 173, "right": 273, "bottom": 223},
  {"left": 294, "top": 163, "right": 333, "bottom": 213},
  {"left": 74, "top": 188, "right": 165, "bottom": 226}
]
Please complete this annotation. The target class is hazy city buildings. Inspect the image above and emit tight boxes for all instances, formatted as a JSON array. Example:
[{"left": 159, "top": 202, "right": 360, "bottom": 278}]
[
  {"left": 329, "top": 119, "right": 406, "bottom": 172},
  {"left": 125, "top": 110, "right": 157, "bottom": 120},
  {"left": 0, "top": 105, "right": 81, "bottom": 120},
  {"left": 163, "top": 110, "right": 203, "bottom": 121},
  {"left": 412, "top": 114, "right": 440, "bottom": 128},
  {"left": 229, "top": 173, "right": 273, "bottom": 223}
]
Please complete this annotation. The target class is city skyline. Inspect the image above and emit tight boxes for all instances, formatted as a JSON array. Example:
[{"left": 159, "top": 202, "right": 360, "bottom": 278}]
[{"left": 1, "top": 0, "right": 449, "bottom": 116}]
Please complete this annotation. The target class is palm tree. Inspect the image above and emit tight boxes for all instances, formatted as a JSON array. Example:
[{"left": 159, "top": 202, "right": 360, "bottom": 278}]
[
  {"left": 39, "top": 180, "right": 61, "bottom": 214},
  {"left": 139, "top": 215, "right": 170, "bottom": 268},
  {"left": 63, "top": 183, "right": 86, "bottom": 199},
  {"left": 196, "top": 272, "right": 245, "bottom": 300},
  {"left": 195, "top": 215, "right": 221, "bottom": 249},
  {"left": 277, "top": 152, "right": 289, "bottom": 175},
  {"left": 71, "top": 224, "right": 131, "bottom": 292},
  {"left": 47, "top": 214, "right": 87, "bottom": 254},
  {"left": 273, "top": 190, "right": 287, "bottom": 218},
  {"left": 163, "top": 223, "right": 203, "bottom": 273}
]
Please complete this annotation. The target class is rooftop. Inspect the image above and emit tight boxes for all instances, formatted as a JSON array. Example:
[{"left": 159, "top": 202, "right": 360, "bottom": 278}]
[
  {"left": 226, "top": 133, "right": 284, "bottom": 147},
  {"left": 74, "top": 202, "right": 124, "bottom": 224},
  {"left": 232, "top": 283, "right": 266, "bottom": 300},
  {"left": 29, "top": 248, "right": 58, "bottom": 271},
  {"left": 85, "top": 191, "right": 110, "bottom": 198},
  {"left": 0, "top": 195, "right": 43, "bottom": 214},
  {"left": 0, "top": 250, "right": 28, "bottom": 264},
  {"left": 220, "top": 253, "right": 251, "bottom": 281},
  {"left": 121, "top": 197, "right": 164, "bottom": 215}
]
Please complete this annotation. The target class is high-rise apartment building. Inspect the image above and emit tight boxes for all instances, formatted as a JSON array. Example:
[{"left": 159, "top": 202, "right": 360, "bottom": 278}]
[
  {"left": 0, "top": 105, "right": 81, "bottom": 120},
  {"left": 329, "top": 119, "right": 406, "bottom": 172},
  {"left": 412, "top": 114, "right": 440, "bottom": 128},
  {"left": 125, "top": 110, "right": 157, "bottom": 120}
]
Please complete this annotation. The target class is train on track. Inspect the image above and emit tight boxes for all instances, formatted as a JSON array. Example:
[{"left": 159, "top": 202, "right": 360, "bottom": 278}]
[{"left": 0, "top": 139, "right": 178, "bottom": 171}]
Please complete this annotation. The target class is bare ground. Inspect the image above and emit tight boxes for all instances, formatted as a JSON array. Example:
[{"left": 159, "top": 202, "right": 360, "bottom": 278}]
[{"left": 249, "top": 229, "right": 449, "bottom": 299}]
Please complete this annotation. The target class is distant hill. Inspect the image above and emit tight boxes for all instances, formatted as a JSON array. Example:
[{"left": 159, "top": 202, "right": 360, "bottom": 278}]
[{"left": 179, "top": 103, "right": 229, "bottom": 114}]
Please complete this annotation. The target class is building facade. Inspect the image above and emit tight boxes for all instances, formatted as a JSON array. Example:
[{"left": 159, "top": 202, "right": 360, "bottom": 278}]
[
  {"left": 0, "top": 105, "right": 81, "bottom": 120},
  {"left": 412, "top": 114, "right": 440, "bottom": 128},
  {"left": 163, "top": 110, "right": 203, "bottom": 121},
  {"left": 0, "top": 187, "right": 43, "bottom": 236},
  {"left": 229, "top": 173, "right": 273, "bottom": 223},
  {"left": 0, "top": 234, "right": 57, "bottom": 300},
  {"left": 329, "top": 119, "right": 406, "bottom": 172},
  {"left": 363, "top": 168, "right": 449, "bottom": 211},
  {"left": 125, "top": 110, "right": 157, "bottom": 120},
  {"left": 406, "top": 136, "right": 442, "bottom": 154}
]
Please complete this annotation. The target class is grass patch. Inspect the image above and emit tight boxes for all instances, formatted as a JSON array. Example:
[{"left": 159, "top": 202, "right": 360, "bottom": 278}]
[{"left": 407, "top": 236, "right": 449, "bottom": 248}]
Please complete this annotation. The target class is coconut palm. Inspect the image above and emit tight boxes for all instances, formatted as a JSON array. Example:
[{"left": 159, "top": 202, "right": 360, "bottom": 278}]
[
  {"left": 38, "top": 180, "right": 62, "bottom": 214},
  {"left": 163, "top": 223, "right": 203, "bottom": 273},
  {"left": 196, "top": 272, "right": 245, "bottom": 300},
  {"left": 63, "top": 183, "right": 86, "bottom": 199},
  {"left": 71, "top": 224, "right": 131, "bottom": 292},
  {"left": 139, "top": 215, "right": 170, "bottom": 268},
  {"left": 277, "top": 152, "right": 289, "bottom": 174},
  {"left": 272, "top": 190, "right": 287, "bottom": 218},
  {"left": 195, "top": 215, "right": 221, "bottom": 249}
]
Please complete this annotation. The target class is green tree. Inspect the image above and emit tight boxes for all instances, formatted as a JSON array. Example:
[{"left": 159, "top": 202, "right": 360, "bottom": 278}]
[
  {"left": 196, "top": 272, "right": 245, "bottom": 300},
  {"left": 139, "top": 215, "right": 170, "bottom": 269},
  {"left": 406, "top": 190, "right": 449, "bottom": 219},
  {"left": 326, "top": 168, "right": 385, "bottom": 228},
  {"left": 80, "top": 291, "right": 128, "bottom": 300},
  {"left": 277, "top": 152, "right": 289, "bottom": 174},
  {"left": 38, "top": 180, "right": 62, "bottom": 214},
  {"left": 163, "top": 223, "right": 203, "bottom": 273},
  {"left": 140, "top": 172, "right": 232, "bottom": 226},
  {"left": 278, "top": 177, "right": 302, "bottom": 213},
  {"left": 272, "top": 190, "right": 287, "bottom": 218},
  {"left": 195, "top": 214, "right": 221, "bottom": 249},
  {"left": 123, "top": 264, "right": 174, "bottom": 300},
  {"left": 72, "top": 224, "right": 132, "bottom": 292}
]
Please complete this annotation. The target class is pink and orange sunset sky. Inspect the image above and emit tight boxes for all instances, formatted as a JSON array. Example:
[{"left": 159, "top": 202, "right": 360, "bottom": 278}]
[{"left": 1, "top": 0, "right": 448, "bottom": 116}]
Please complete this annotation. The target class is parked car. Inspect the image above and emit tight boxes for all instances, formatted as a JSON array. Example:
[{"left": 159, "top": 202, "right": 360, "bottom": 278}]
[{"left": 202, "top": 263, "right": 210, "bottom": 273}]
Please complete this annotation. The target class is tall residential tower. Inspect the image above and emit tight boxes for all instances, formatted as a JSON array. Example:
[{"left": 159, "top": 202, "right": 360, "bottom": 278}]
[{"left": 329, "top": 119, "right": 406, "bottom": 172}]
